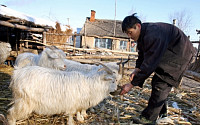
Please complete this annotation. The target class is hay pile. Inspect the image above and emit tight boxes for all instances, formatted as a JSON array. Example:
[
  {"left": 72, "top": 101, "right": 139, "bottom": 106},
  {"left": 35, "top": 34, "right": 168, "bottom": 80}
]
[{"left": 46, "top": 22, "right": 73, "bottom": 46}]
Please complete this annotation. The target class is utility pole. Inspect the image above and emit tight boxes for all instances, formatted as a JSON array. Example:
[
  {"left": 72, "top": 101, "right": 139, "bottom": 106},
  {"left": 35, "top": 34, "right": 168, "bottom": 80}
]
[{"left": 113, "top": 0, "right": 117, "bottom": 50}]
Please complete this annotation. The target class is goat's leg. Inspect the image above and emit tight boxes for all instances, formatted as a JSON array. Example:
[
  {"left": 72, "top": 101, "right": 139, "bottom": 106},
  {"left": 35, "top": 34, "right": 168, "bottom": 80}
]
[
  {"left": 81, "top": 109, "right": 88, "bottom": 118},
  {"left": 76, "top": 111, "right": 84, "bottom": 122},
  {"left": 68, "top": 114, "right": 75, "bottom": 125},
  {"left": 7, "top": 99, "right": 32, "bottom": 125},
  {"left": 0, "top": 114, "right": 8, "bottom": 125}
]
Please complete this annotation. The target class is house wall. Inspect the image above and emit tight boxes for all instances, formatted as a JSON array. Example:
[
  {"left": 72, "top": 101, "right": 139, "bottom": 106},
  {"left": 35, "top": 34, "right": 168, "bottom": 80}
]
[
  {"left": 81, "top": 36, "right": 132, "bottom": 51},
  {"left": 115, "top": 39, "right": 121, "bottom": 50},
  {"left": 81, "top": 36, "right": 94, "bottom": 48}
]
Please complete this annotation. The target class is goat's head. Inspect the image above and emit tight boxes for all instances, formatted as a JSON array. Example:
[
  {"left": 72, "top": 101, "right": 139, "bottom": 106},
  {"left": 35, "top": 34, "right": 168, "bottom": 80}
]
[
  {"left": 95, "top": 62, "right": 118, "bottom": 92},
  {"left": 41, "top": 46, "right": 67, "bottom": 70}
]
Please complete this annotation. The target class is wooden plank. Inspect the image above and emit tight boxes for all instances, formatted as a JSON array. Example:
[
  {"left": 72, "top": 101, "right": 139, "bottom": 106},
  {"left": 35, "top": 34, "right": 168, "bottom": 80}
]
[
  {"left": 46, "top": 33, "right": 73, "bottom": 36},
  {"left": 0, "top": 21, "right": 48, "bottom": 32},
  {"left": 66, "top": 55, "right": 137, "bottom": 59},
  {"left": 20, "top": 40, "right": 46, "bottom": 46},
  {"left": 184, "top": 70, "right": 200, "bottom": 82},
  {"left": 191, "top": 41, "right": 200, "bottom": 43},
  {"left": 57, "top": 46, "right": 138, "bottom": 55}
]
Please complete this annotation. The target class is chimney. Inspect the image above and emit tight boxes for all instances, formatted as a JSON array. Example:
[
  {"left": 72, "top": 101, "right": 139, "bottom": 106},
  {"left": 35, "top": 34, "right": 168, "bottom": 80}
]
[
  {"left": 90, "top": 10, "right": 96, "bottom": 22},
  {"left": 173, "top": 19, "right": 176, "bottom": 26}
]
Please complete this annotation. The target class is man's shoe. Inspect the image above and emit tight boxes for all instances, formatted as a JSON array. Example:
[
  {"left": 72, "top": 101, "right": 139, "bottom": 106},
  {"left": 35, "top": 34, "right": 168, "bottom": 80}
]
[
  {"left": 138, "top": 115, "right": 156, "bottom": 125},
  {"left": 159, "top": 113, "right": 167, "bottom": 118}
]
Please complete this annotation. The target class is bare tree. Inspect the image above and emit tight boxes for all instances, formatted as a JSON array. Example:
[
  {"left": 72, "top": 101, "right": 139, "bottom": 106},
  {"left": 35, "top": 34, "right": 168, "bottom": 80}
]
[
  {"left": 169, "top": 10, "right": 192, "bottom": 34},
  {"left": 128, "top": 7, "right": 146, "bottom": 23}
]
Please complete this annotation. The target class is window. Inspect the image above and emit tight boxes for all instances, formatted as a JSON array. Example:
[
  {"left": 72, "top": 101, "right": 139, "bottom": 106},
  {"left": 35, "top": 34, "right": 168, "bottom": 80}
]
[
  {"left": 130, "top": 41, "right": 137, "bottom": 52},
  {"left": 95, "top": 38, "right": 112, "bottom": 49},
  {"left": 120, "top": 41, "right": 127, "bottom": 50},
  {"left": 120, "top": 40, "right": 137, "bottom": 52}
]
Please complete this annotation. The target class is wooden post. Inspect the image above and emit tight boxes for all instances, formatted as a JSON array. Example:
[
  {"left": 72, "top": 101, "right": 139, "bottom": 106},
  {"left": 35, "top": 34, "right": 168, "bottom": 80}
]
[
  {"left": 125, "top": 39, "right": 131, "bottom": 52},
  {"left": 43, "top": 32, "right": 46, "bottom": 49},
  {"left": 128, "top": 55, "right": 130, "bottom": 68},
  {"left": 7, "top": 27, "right": 9, "bottom": 43},
  {"left": 15, "top": 30, "right": 19, "bottom": 56},
  {"left": 195, "top": 39, "right": 200, "bottom": 62},
  {"left": 73, "top": 32, "right": 77, "bottom": 54},
  {"left": 84, "top": 23, "right": 87, "bottom": 47},
  {"left": 129, "top": 39, "right": 131, "bottom": 52},
  {"left": 25, "top": 32, "right": 28, "bottom": 48}
]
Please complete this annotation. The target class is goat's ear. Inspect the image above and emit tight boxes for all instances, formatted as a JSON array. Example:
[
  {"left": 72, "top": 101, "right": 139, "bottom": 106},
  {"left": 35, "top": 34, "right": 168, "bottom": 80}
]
[
  {"left": 58, "top": 50, "right": 67, "bottom": 58},
  {"left": 44, "top": 47, "right": 59, "bottom": 59},
  {"left": 48, "top": 53, "right": 59, "bottom": 59},
  {"left": 46, "top": 45, "right": 58, "bottom": 50}
]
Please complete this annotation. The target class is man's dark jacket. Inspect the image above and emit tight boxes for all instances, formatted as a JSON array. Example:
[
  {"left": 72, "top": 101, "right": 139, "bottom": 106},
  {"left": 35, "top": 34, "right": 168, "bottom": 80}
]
[{"left": 131, "top": 23, "right": 196, "bottom": 88}]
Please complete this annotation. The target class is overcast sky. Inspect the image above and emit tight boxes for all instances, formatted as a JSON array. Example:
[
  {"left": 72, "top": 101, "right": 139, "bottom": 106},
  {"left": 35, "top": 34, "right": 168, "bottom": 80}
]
[{"left": 1, "top": 0, "right": 200, "bottom": 43}]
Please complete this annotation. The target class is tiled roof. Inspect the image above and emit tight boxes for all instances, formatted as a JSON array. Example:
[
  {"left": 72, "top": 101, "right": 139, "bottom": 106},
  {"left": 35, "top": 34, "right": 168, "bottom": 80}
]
[{"left": 80, "top": 17, "right": 129, "bottom": 39}]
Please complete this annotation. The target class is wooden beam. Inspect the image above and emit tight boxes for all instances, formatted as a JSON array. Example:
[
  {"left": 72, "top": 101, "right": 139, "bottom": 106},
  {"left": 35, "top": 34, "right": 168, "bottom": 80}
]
[
  {"left": 184, "top": 70, "right": 200, "bottom": 82},
  {"left": 20, "top": 40, "right": 47, "bottom": 46},
  {"left": 56, "top": 46, "right": 138, "bottom": 55},
  {"left": 0, "top": 20, "right": 48, "bottom": 32},
  {"left": 66, "top": 55, "right": 137, "bottom": 59},
  {"left": 191, "top": 41, "right": 200, "bottom": 43},
  {"left": 46, "top": 33, "right": 73, "bottom": 36}
]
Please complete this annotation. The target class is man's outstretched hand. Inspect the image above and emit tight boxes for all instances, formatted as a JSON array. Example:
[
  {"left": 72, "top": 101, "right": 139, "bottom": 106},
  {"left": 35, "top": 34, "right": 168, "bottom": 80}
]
[
  {"left": 120, "top": 68, "right": 141, "bottom": 95},
  {"left": 120, "top": 83, "right": 134, "bottom": 95}
]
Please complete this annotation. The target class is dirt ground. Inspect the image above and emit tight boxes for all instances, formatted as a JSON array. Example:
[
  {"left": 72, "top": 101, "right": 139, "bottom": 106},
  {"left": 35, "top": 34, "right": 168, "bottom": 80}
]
[{"left": 0, "top": 64, "right": 200, "bottom": 125}]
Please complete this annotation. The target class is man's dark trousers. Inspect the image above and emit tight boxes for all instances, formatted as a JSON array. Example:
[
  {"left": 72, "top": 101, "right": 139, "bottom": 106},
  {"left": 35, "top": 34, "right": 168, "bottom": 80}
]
[{"left": 141, "top": 75, "right": 172, "bottom": 121}]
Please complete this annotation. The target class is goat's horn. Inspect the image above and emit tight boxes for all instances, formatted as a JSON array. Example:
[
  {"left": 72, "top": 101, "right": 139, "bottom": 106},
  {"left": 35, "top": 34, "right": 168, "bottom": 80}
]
[
  {"left": 122, "top": 56, "right": 130, "bottom": 65},
  {"left": 95, "top": 62, "right": 113, "bottom": 75},
  {"left": 118, "top": 56, "right": 130, "bottom": 75},
  {"left": 52, "top": 45, "right": 58, "bottom": 49}
]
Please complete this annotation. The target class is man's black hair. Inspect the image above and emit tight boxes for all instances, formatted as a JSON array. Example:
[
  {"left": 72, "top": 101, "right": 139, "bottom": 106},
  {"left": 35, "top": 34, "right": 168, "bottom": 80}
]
[{"left": 122, "top": 13, "right": 142, "bottom": 33}]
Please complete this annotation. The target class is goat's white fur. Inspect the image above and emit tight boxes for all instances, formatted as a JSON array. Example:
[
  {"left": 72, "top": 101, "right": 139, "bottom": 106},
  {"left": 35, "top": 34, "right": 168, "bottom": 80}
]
[
  {"left": 64, "top": 59, "right": 121, "bottom": 80},
  {"left": 0, "top": 42, "right": 11, "bottom": 64},
  {"left": 8, "top": 66, "right": 118, "bottom": 125},
  {"left": 14, "top": 46, "right": 66, "bottom": 70}
]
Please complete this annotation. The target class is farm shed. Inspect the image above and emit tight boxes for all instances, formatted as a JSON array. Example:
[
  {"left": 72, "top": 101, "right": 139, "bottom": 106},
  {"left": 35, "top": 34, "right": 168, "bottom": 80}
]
[
  {"left": 0, "top": 5, "right": 73, "bottom": 59},
  {"left": 80, "top": 10, "right": 137, "bottom": 52}
]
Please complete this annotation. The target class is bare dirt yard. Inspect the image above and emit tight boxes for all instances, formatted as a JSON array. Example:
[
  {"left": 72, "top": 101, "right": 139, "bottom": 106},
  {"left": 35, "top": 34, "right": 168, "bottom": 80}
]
[{"left": 0, "top": 64, "right": 200, "bottom": 125}]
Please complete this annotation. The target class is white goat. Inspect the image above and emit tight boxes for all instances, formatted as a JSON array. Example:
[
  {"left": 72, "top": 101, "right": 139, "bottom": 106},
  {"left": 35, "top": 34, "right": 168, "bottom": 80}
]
[
  {"left": 14, "top": 46, "right": 66, "bottom": 70},
  {"left": 0, "top": 42, "right": 11, "bottom": 64},
  {"left": 8, "top": 65, "right": 118, "bottom": 125},
  {"left": 64, "top": 59, "right": 122, "bottom": 121}
]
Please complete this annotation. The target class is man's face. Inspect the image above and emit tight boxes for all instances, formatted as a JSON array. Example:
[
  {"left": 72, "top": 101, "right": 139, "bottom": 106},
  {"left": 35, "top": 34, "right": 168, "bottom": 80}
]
[{"left": 125, "top": 23, "right": 141, "bottom": 41}]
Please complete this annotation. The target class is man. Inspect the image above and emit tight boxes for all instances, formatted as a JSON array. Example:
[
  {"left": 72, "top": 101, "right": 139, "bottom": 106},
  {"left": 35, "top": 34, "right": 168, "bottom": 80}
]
[{"left": 120, "top": 13, "right": 196, "bottom": 123}]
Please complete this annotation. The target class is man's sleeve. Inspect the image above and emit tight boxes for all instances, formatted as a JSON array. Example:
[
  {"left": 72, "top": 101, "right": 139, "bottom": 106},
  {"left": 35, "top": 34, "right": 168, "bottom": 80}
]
[{"left": 135, "top": 46, "right": 144, "bottom": 68}]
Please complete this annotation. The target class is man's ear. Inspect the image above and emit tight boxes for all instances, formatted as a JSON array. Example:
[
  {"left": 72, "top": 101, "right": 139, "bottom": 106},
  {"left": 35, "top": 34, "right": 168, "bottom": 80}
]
[{"left": 136, "top": 23, "right": 141, "bottom": 30}]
